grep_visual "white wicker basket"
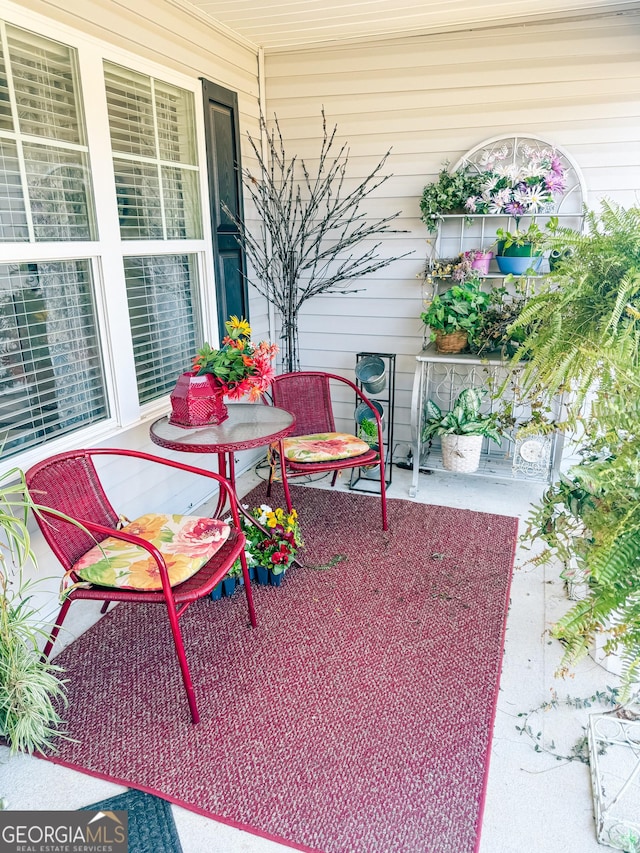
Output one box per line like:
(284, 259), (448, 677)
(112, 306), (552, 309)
(441, 434), (483, 473)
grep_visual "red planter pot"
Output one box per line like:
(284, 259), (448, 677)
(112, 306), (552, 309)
(169, 371), (229, 427)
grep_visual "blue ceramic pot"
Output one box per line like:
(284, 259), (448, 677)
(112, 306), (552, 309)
(210, 582), (223, 601)
(495, 254), (543, 275)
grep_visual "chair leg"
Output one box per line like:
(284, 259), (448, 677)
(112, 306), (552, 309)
(100, 601), (110, 614)
(277, 441), (294, 515)
(239, 551), (257, 628)
(380, 480), (388, 531)
(379, 465), (389, 532)
(164, 601), (199, 724)
(41, 598), (72, 662)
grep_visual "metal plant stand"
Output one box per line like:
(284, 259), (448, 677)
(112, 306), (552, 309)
(588, 710), (640, 852)
(409, 345), (564, 497)
(350, 351), (395, 494)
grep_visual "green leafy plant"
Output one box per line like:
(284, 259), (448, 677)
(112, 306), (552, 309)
(419, 164), (486, 232)
(422, 388), (502, 443)
(470, 283), (529, 356)
(420, 280), (491, 339)
(358, 417), (378, 447)
(0, 466), (67, 754)
(494, 219), (552, 253)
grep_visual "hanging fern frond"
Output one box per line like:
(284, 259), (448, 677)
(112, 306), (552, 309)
(516, 203), (640, 692)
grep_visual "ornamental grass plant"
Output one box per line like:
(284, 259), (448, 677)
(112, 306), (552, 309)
(0, 467), (67, 754)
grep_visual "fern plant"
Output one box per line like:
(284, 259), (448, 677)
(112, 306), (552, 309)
(513, 202), (640, 693)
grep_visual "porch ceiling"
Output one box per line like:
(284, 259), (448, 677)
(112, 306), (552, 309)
(178, 0), (638, 51)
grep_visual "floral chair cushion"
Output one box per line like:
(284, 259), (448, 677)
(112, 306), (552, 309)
(283, 432), (371, 463)
(72, 514), (230, 590)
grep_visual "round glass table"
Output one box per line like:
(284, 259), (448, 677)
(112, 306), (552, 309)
(149, 403), (296, 515)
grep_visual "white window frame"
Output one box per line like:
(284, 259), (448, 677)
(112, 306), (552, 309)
(0, 2), (218, 477)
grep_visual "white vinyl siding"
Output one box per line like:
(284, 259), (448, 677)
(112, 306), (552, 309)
(263, 13), (640, 449)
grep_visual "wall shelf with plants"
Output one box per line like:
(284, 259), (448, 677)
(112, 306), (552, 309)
(419, 134), (586, 313)
(409, 135), (587, 493)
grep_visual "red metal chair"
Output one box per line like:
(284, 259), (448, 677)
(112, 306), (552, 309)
(25, 448), (257, 725)
(267, 371), (388, 530)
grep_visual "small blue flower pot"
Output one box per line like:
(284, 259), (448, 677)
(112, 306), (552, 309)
(256, 565), (270, 585)
(210, 582), (223, 601)
(222, 576), (237, 597)
(269, 569), (285, 587)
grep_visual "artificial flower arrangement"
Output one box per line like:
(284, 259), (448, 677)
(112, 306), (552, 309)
(192, 315), (278, 401)
(463, 145), (566, 219)
(423, 249), (490, 288)
(420, 145), (567, 231)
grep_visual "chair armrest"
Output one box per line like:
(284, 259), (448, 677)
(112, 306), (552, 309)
(82, 448), (244, 529)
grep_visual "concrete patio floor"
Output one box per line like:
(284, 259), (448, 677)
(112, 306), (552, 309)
(1, 461), (621, 853)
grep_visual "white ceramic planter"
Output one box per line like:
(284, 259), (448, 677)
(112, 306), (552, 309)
(440, 434), (483, 473)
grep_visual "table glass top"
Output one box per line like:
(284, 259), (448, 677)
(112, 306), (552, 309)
(150, 403), (295, 452)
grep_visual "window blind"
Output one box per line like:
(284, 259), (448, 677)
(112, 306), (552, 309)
(124, 254), (201, 403)
(104, 62), (202, 240)
(0, 25), (96, 243)
(0, 261), (108, 457)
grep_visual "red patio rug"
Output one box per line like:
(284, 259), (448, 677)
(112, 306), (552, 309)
(42, 484), (518, 853)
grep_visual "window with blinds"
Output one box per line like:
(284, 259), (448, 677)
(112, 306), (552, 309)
(104, 63), (202, 241)
(0, 18), (213, 461)
(0, 25), (96, 243)
(0, 261), (108, 456)
(124, 254), (201, 403)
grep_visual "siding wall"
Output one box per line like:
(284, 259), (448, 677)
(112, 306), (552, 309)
(263, 12), (640, 453)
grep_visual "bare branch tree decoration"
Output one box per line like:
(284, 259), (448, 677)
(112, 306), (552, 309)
(226, 110), (411, 371)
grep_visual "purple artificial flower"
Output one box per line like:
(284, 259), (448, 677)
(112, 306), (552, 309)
(545, 172), (566, 194)
(505, 201), (526, 218)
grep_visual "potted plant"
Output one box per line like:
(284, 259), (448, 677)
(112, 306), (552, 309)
(420, 278), (491, 353)
(170, 316), (278, 427)
(234, 505), (303, 587)
(469, 282), (529, 357)
(0, 466), (67, 755)
(422, 388), (502, 473)
(463, 248), (493, 276)
(508, 201), (640, 691)
(419, 163), (488, 232)
(493, 221), (550, 275)
(358, 416), (378, 448)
